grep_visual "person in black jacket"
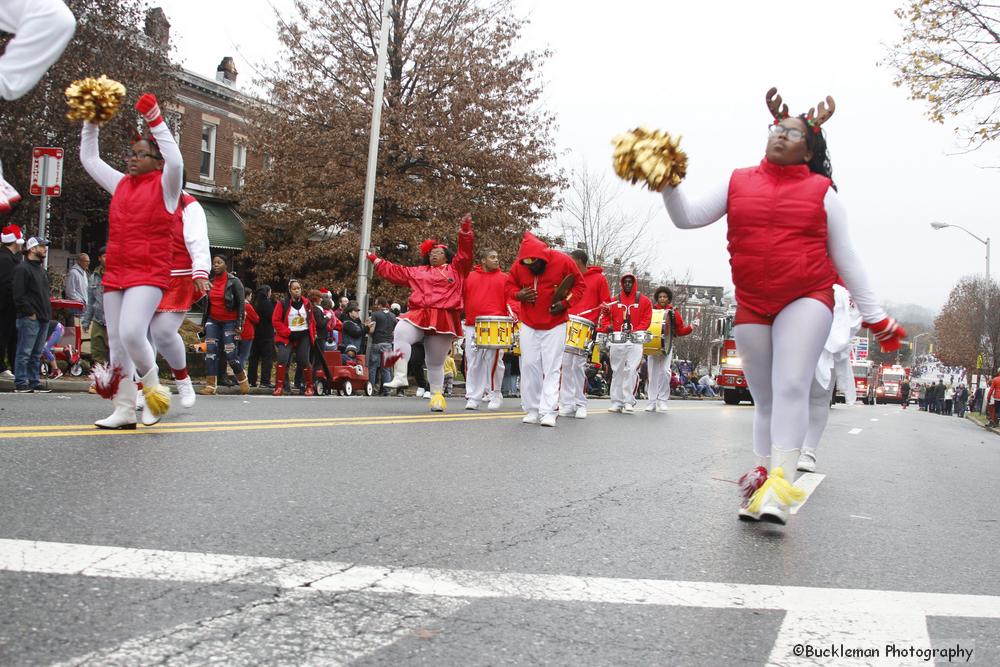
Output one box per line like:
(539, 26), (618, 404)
(0, 224), (25, 377)
(199, 256), (247, 395)
(247, 285), (275, 387)
(340, 302), (365, 352)
(12, 237), (52, 392)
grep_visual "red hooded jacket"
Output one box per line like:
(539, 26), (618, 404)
(602, 273), (652, 333)
(569, 265), (612, 322)
(463, 265), (510, 325)
(653, 302), (693, 337)
(505, 232), (585, 330)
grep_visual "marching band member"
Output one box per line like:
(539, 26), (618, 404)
(506, 232), (584, 427)
(369, 214), (474, 412)
(80, 93), (183, 429)
(144, 191), (211, 424)
(462, 248), (508, 410)
(557, 249), (610, 420)
(659, 88), (904, 523)
(601, 273), (651, 414)
(645, 286), (693, 413)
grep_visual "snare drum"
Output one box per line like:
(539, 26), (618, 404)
(608, 331), (631, 344)
(630, 331), (652, 345)
(564, 315), (595, 356)
(475, 316), (516, 349)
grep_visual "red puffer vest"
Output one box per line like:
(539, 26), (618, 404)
(104, 170), (175, 290)
(169, 193), (197, 274)
(726, 159), (838, 316)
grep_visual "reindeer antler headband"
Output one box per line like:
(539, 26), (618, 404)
(766, 86), (836, 134)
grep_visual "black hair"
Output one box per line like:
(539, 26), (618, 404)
(654, 286), (673, 302)
(421, 246), (454, 266)
(253, 285), (272, 312)
(132, 135), (163, 161)
(798, 115), (836, 190)
(570, 249), (588, 265)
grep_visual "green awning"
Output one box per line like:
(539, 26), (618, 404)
(199, 201), (246, 251)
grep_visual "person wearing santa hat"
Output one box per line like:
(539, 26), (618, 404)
(644, 286), (693, 413)
(0, 224), (25, 378)
(79, 92), (183, 429)
(142, 190), (211, 425)
(462, 248), (509, 410)
(366, 214), (474, 412)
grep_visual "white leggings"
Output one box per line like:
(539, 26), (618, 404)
(149, 311), (187, 373)
(103, 286), (164, 380)
(392, 319), (453, 391)
(734, 298), (833, 457)
(803, 370), (836, 454)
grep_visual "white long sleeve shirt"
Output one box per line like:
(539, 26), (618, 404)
(178, 196), (211, 280)
(0, 0), (75, 100)
(661, 176), (887, 324)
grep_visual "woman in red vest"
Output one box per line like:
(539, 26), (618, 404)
(80, 93), (183, 430)
(659, 89), (906, 524)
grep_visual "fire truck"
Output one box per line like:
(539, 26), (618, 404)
(869, 363), (910, 404)
(717, 338), (752, 405)
(853, 360), (872, 404)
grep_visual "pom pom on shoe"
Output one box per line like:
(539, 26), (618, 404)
(89, 363), (123, 399)
(738, 466), (768, 506)
(143, 384), (171, 417)
(746, 466), (806, 515)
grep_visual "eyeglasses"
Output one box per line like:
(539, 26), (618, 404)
(768, 124), (806, 142)
(125, 151), (161, 160)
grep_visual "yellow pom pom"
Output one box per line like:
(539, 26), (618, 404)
(611, 127), (688, 191)
(745, 466), (806, 514)
(65, 75), (127, 124)
(143, 384), (171, 417)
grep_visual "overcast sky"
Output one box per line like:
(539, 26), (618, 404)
(152, 0), (998, 312)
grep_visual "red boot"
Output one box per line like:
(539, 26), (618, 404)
(303, 367), (315, 396)
(272, 364), (286, 397)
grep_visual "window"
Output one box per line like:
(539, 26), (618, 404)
(200, 123), (217, 180)
(232, 142), (247, 189)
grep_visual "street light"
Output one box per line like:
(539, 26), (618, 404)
(910, 331), (933, 364)
(930, 221), (991, 281)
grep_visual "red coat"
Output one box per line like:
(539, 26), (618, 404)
(104, 170), (174, 290)
(505, 232), (585, 330)
(727, 158), (837, 316)
(653, 303), (694, 337)
(463, 266), (510, 325)
(375, 229), (474, 311)
(569, 265), (611, 322)
(602, 273), (652, 332)
(273, 298), (317, 345)
(241, 302), (259, 340)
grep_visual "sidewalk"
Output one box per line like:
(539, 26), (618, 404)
(965, 411), (1000, 436)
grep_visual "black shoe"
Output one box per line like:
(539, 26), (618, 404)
(260, 382), (273, 388)
(14, 386), (33, 393)
(30, 385), (51, 393)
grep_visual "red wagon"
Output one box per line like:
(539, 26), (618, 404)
(39, 298), (87, 378)
(313, 350), (373, 396)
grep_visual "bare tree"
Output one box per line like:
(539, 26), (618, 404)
(555, 164), (655, 272)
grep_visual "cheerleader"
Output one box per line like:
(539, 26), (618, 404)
(367, 214), (474, 412)
(80, 93), (182, 429)
(659, 89), (905, 523)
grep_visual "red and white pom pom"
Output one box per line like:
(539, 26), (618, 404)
(89, 363), (123, 399)
(737, 466), (768, 504)
(383, 350), (403, 368)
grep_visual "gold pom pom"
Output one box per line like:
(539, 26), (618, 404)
(65, 75), (127, 124)
(611, 127), (688, 191)
(142, 384), (172, 417)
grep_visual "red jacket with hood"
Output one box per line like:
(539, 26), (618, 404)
(463, 265), (510, 325)
(569, 265), (612, 322)
(505, 232), (585, 330)
(602, 273), (652, 333)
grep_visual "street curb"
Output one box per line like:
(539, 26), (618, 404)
(965, 413), (1000, 436)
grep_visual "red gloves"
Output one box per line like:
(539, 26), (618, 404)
(366, 251), (379, 264)
(866, 317), (907, 353)
(460, 213), (472, 233)
(135, 93), (163, 127)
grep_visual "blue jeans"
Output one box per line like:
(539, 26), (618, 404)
(14, 317), (48, 388)
(368, 341), (393, 389)
(238, 339), (253, 372)
(204, 319), (244, 377)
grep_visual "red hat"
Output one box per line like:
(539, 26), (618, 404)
(419, 239), (447, 256)
(1, 224), (24, 245)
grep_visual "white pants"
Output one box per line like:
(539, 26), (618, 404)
(803, 365), (836, 454)
(392, 319), (453, 393)
(519, 322), (566, 417)
(646, 351), (673, 404)
(463, 324), (505, 403)
(609, 342), (643, 407)
(558, 351), (587, 411)
(149, 311), (187, 373)
(103, 286), (164, 380)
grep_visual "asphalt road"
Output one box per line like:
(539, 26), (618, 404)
(0, 392), (997, 666)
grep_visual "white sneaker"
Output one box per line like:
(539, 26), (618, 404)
(657, 401), (670, 412)
(0, 369), (13, 379)
(796, 451), (817, 473)
(558, 406), (576, 417)
(176, 377), (196, 409)
(574, 406), (587, 419)
(608, 404), (622, 413)
(465, 399), (479, 410)
(644, 403), (657, 412)
(622, 404), (635, 414)
(487, 396), (503, 410)
(539, 413), (557, 427)
(415, 388), (425, 398)
(522, 411), (539, 424)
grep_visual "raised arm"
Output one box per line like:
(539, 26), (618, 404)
(0, 0), (76, 101)
(823, 189), (887, 325)
(80, 123), (123, 195)
(135, 93), (183, 213)
(452, 214), (475, 276)
(182, 200), (211, 280)
(660, 179), (729, 229)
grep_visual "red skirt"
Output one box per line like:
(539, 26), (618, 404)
(157, 275), (199, 313)
(400, 308), (462, 337)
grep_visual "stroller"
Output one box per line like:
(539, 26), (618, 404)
(313, 350), (373, 396)
(40, 298), (87, 378)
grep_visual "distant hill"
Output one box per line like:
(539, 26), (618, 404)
(885, 302), (936, 328)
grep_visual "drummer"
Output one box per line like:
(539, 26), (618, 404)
(507, 232), (585, 427)
(558, 249), (611, 420)
(600, 273), (652, 414)
(645, 286), (693, 413)
(462, 248), (509, 410)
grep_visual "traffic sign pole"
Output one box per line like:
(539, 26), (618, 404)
(38, 156), (49, 269)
